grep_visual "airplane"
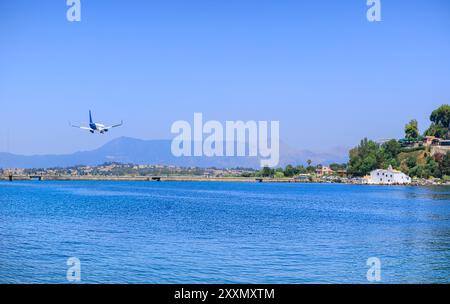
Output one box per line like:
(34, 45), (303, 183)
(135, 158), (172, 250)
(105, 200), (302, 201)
(70, 110), (123, 134)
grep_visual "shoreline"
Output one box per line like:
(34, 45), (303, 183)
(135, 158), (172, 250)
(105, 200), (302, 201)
(1, 175), (449, 186)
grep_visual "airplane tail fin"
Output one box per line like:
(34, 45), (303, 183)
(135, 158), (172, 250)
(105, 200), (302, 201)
(89, 110), (93, 124)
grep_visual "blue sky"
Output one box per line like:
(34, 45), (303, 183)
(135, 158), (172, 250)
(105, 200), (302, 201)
(0, 0), (449, 155)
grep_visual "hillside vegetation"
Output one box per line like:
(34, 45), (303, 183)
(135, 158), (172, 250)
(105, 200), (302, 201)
(348, 105), (450, 179)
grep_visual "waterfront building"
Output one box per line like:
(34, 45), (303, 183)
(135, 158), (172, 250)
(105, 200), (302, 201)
(315, 166), (334, 176)
(368, 165), (411, 185)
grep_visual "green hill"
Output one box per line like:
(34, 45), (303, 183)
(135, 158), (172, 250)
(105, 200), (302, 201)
(347, 105), (450, 179)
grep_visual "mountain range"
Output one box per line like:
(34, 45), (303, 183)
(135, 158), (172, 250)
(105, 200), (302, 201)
(0, 137), (348, 169)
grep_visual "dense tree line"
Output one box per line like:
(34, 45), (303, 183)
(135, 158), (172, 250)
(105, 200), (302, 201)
(253, 162), (347, 178)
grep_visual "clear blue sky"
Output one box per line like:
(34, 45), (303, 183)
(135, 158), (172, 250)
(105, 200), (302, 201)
(1, 0), (449, 155)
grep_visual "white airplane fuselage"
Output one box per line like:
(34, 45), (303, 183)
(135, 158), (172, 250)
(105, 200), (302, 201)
(89, 122), (108, 133)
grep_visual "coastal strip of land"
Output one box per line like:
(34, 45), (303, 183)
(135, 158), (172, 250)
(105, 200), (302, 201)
(1, 174), (448, 186)
(0, 174), (294, 183)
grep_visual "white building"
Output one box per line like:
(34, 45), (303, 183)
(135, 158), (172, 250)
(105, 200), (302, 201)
(368, 165), (411, 185)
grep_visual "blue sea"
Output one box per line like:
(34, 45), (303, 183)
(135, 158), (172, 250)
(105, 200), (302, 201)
(0, 181), (449, 283)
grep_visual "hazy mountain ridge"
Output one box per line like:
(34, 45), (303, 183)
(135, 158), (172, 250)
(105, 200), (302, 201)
(0, 137), (348, 169)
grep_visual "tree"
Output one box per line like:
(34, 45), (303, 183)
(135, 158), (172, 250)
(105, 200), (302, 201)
(295, 165), (307, 174)
(430, 104), (450, 128)
(329, 163), (347, 171)
(425, 123), (448, 139)
(306, 165), (316, 173)
(381, 139), (401, 160)
(409, 165), (425, 178)
(426, 157), (440, 178)
(359, 154), (378, 175)
(376, 139), (401, 169)
(425, 104), (450, 139)
(307, 159), (312, 166)
(440, 152), (450, 176)
(261, 166), (275, 177)
(274, 171), (285, 178)
(405, 119), (419, 140)
(347, 138), (381, 176)
(405, 156), (417, 169)
(329, 163), (337, 171)
(284, 165), (295, 177)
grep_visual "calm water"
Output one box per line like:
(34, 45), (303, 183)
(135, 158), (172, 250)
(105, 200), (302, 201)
(0, 181), (449, 283)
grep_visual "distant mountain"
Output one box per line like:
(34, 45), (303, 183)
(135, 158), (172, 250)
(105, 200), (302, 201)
(0, 137), (348, 169)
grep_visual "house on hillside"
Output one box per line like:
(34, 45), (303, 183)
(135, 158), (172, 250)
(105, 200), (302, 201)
(367, 165), (411, 185)
(315, 166), (334, 176)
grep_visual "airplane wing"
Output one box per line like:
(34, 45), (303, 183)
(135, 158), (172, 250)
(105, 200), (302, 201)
(104, 120), (123, 131)
(69, 122), (93, 131)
